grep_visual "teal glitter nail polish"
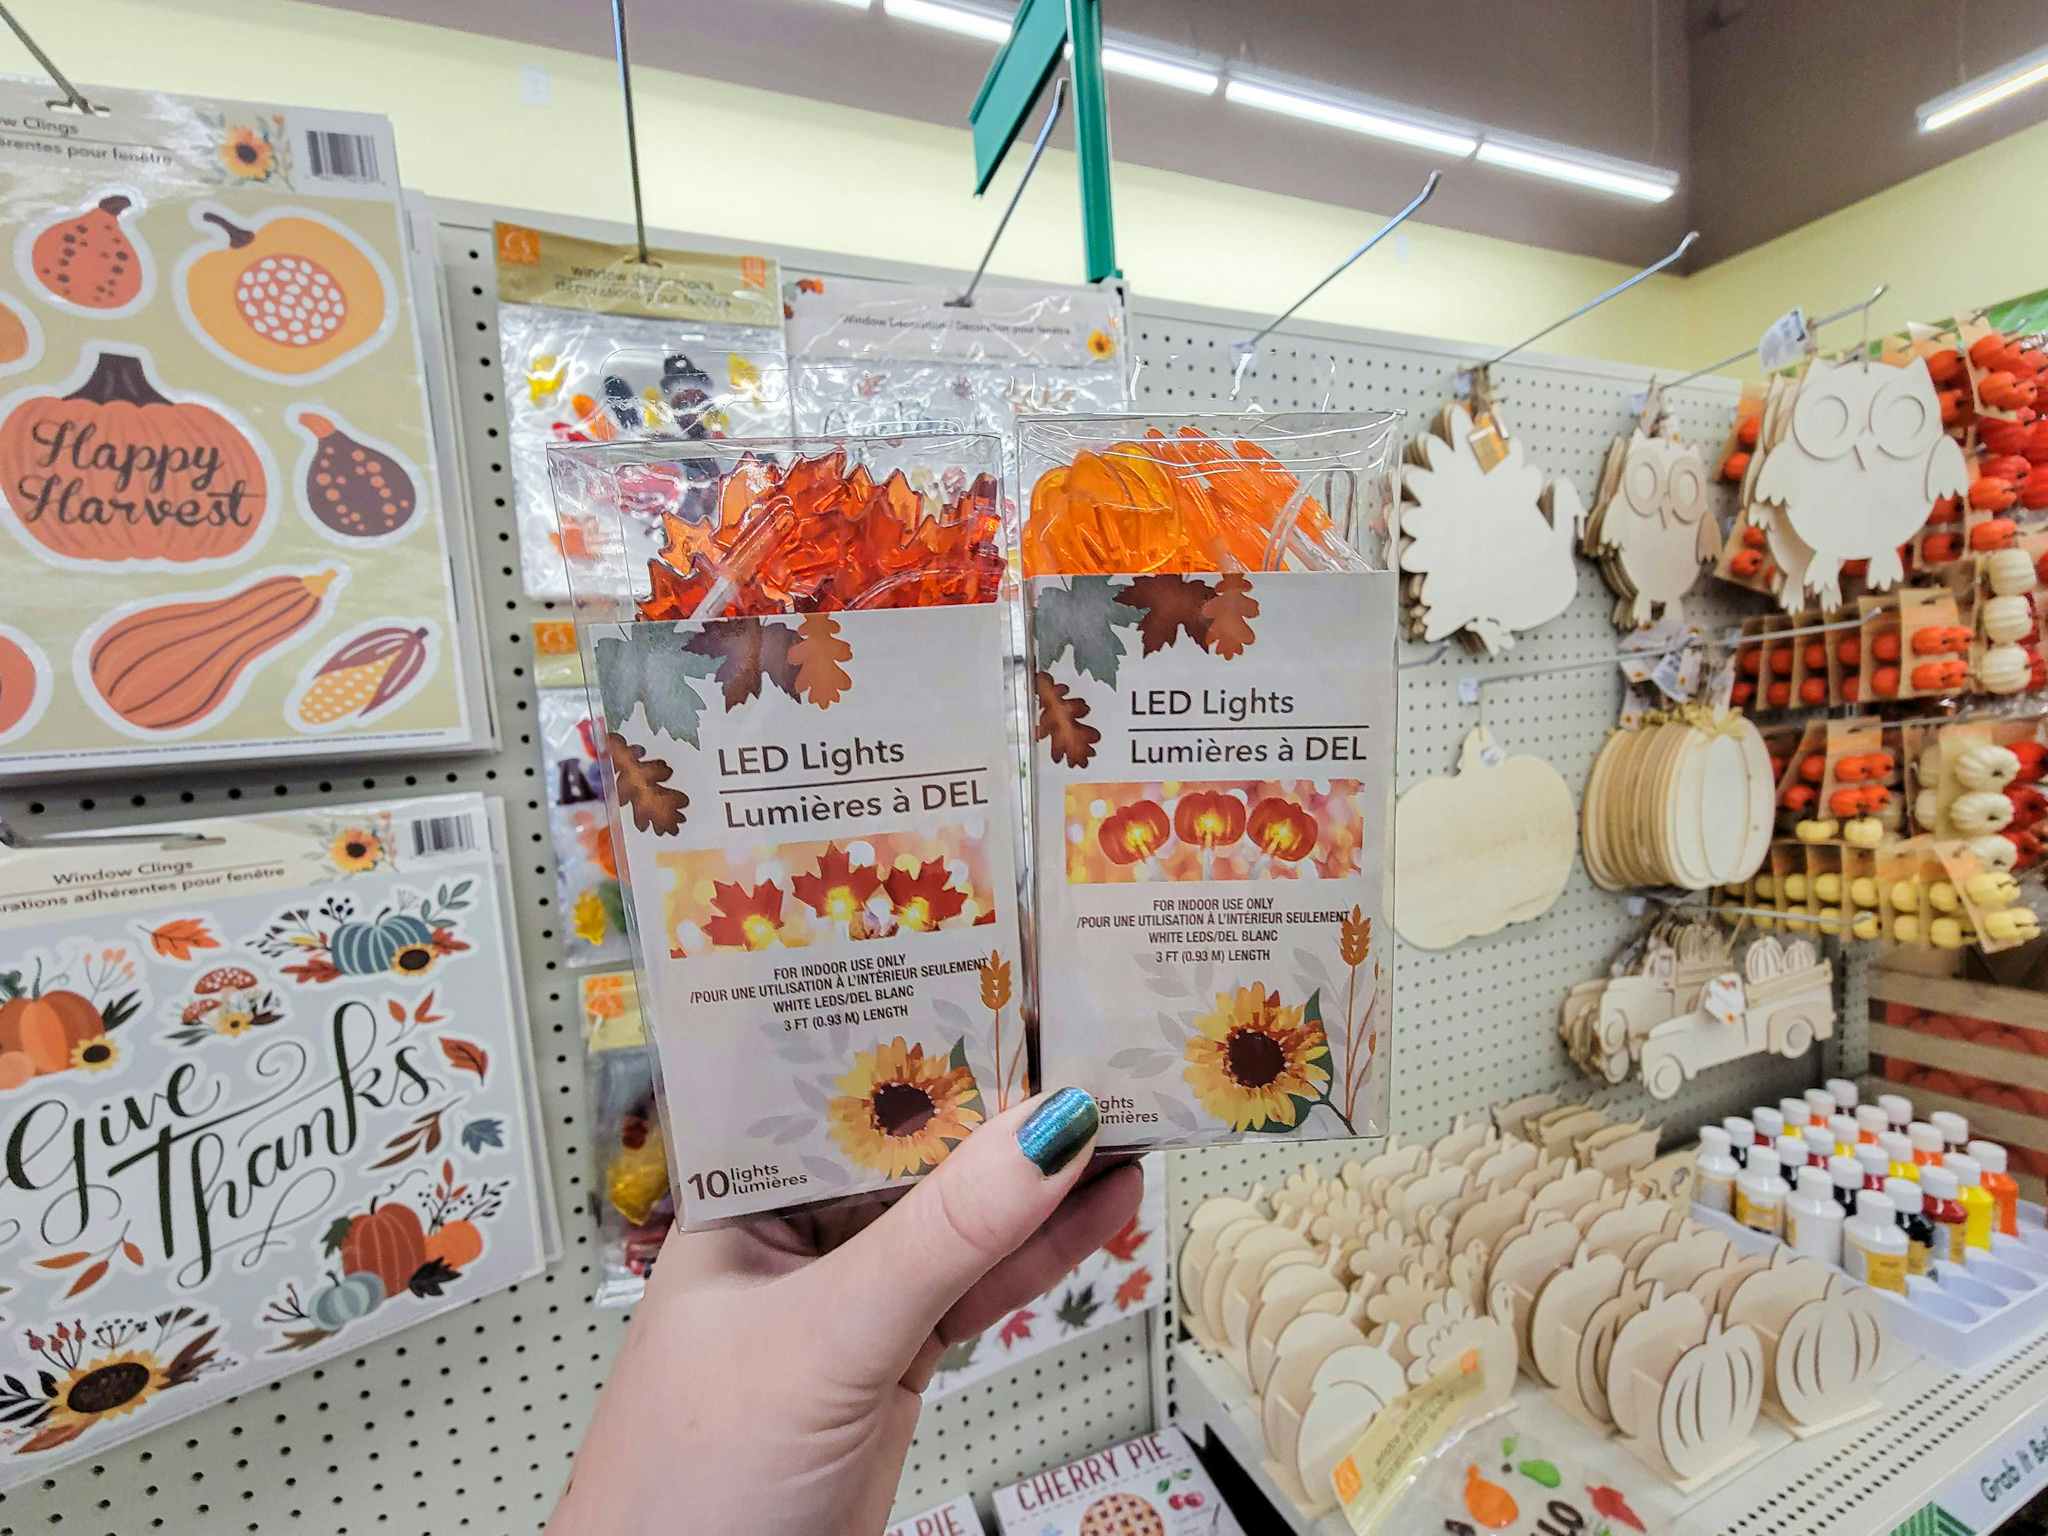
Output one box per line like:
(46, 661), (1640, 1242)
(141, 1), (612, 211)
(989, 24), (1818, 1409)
(1017, 1088), (1099, 1176)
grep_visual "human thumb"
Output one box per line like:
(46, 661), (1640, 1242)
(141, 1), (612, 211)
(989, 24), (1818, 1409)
(792, 1088), (1102, 1384)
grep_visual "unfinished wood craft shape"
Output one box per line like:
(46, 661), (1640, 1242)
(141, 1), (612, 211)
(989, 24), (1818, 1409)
(1771, 1289), (1889, 1434)
(1473, 1136), (1539, 1191)
(1450, 1185), (1532, 1259)
(1213, 1228), (1310, 1357)
(1402, 1288), (1520, 1404)
(1752, 355), (1968, 604)
(1647, 1315), (1765, 1488)
(1606, 1286), (1701, 1443)
(1365, 1269), (1438, 1366)
(1397, 1164), (1471, 1226)
(1193, 1216), (1271, 1345)
(1400, 403), (1583, 654)
(1529, 1167), (1612, 1222)
(1690, 1253), (1773, 1314)
(1635, 1228), (1734, 1292)
(1529, 1247), (1626, 1391)
(1487, 1212), (1584, 1364)
(1493, 1092), (1561, 1141)
(1223, 1243), (1316, 1376)
(1585, 1195), (1673, 1259)
(1571, 1272), (1658, 1430)
(1591, 428), (1718, 629)
(1177, 1189), (1268, 1327)
(1246, 1263), (1347, 1396)
(1293, 1343), (1410, 1515)
(1395, 726), (1576, 948)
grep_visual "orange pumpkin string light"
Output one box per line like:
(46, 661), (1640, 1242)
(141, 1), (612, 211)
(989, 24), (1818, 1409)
(1099, 800), (1171, 866)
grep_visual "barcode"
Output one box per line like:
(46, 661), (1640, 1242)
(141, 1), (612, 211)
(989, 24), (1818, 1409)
(306, 130), (380, 183)
(408, 815), (477, 859)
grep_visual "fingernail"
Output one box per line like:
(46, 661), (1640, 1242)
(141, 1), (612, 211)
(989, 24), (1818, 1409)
(1017, 1088), (1099, 1176)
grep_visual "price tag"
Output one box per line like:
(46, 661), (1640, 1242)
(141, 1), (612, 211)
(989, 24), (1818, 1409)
(1757, 306), (1813, 374)
(1458, 675), (1481, 705)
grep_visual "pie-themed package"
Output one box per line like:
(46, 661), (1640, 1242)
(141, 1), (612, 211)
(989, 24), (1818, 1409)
(887, 1494), (987, 1536)
(0, 82), (492, 779)
(1017, 412), (1400, 1150)
(0, 793), (555, 1489)
(991, 1428), (1244, 1536)
(495, 221), (786, 599)
(580, 971), (669, 1307)
(551, 430), (1030, 1228)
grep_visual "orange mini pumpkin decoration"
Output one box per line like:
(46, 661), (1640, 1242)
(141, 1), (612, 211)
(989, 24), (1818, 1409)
(182, 208), (387, 379)
(423, 1218), (484, 1270)
(29, 193), (148, 312)
(1098, 800), (1169, 865)
(1248, 797), (1319, 862)
(0, 987), (104, 1075)
(0, 348), (271, 565)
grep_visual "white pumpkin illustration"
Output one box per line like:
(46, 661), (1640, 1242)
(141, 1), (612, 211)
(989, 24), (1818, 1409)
(1753, 356), (1968, 604)
(1597, 429), (1718, 628)
(1401, 404), (1583, 654)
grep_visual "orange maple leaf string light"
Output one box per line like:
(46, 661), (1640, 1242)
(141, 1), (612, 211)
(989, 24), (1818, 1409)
(885, 859), (970, 931)
(791, 844), (883, 924)
(703, 880), (787, 950)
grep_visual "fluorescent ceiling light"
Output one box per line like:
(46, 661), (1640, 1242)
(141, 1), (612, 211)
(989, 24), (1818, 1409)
(1474, 140), (1677, 202)
(882, 0), (1011, 43)
(1102, 45), (1218, 95)
(1224, 79), (1477, 157)
(1918, 44), (2048, 132)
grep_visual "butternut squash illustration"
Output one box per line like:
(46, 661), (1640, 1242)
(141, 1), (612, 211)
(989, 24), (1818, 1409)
(181, 206), (386, 378)
(89, 570), (336, 732)
(29, 193), (149, 312)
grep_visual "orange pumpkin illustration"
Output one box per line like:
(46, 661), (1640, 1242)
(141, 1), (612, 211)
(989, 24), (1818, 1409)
(0, 625), (48, 742)
(423, 1218), (484, 1270)
(28, 192), (150, 313)
(0, 987), (104, 1075)
(180, 206), (388, 379)
(0, 347), (272, 565)
(340, 1202), (427, 1295)
(0, 293), (37, 374)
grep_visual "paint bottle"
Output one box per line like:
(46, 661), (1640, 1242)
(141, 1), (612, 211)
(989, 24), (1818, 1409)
(1921, 1166), (1968, 1264)
(1879, 1093), (1914, 1136)
(1803, 1126), (1835, 1169)
(1856, 1143), (1891, 1194)
(1948, 1153), (1995, 1252)
(1735, 1168), (1788, 1237)
(1753, 1105), (1786, 1146)
(1804, 1089), (1835, 1128)
(1844, 1190), (1907, 1294)
(1780, 1097), (1812, 1134)
(1787, 1167), (1844, 1267)
(1696, 1127), (1738, 1215)
(1882, 1131), (1918, 1182)
(1827, 1077), (1860, 1114)
(1828, 1154), (1862, 1219)
(1722, 1115), (1756, 1170)
(1887, 1176), (1936, 1279)
(1854, 1105), (1887, 1145)
(1932, 1111), (1971, 1160)
(1776, 1134), (1811, 1189)
(1829, 1114), (1859, 1156)
(1967, 1140), (2020, 1238)
(1910, 1122), (1945, 1168)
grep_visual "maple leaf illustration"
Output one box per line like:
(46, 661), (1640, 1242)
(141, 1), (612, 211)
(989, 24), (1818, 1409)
(607, 732), (688, 835)
(1100, 1214), (1149, 1263)
(1033, 670), (1099, 768)
(791, 845), (882, 921)
(145, 917), (219, 961)
(704, 880), (787, 949)
(684, 616), (801, 708)
(1033, 576), (1136, 685)
(1114, 1266), (1153, 1311)
(593, 625), (723, 745)
(997, 1308), (1035, 1348)
(1117, 574), (1214, 654)
(787, 612), (854, 707)
(1198, 573), (1259, 658)
(1054, 1285), (1100, 1331)
(885, 859), (969, 930)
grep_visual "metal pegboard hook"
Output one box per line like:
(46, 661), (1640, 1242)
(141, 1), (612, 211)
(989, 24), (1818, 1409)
(949, 77), (1068, 310)
(1479, 229), (1700, 372)
(1667, 284), (1890, 389)
(609, 0), (653, 265)
(1243, 171), (1442, 353)
(0, 1), (96, 114)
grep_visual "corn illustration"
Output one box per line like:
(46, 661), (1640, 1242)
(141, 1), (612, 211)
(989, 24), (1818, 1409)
(297, 625), (430, 727)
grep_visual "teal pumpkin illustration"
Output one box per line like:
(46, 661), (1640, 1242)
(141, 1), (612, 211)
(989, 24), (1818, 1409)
(331, 909), (436, 976)
(309, 1271), (386, 1330)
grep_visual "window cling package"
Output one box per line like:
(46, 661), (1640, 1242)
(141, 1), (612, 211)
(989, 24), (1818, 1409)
(552, 431), (1031, 1228)
(580, 971), (671, 1307)
(530, 622), (631, 968)
(495, 221), (787, 599)
(1020, 412), (1402, 1151)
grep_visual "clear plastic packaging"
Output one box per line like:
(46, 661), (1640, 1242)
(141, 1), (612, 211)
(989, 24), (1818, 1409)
(580, 971), (670, 1306)
(1017, 412), (1401, 1149)
(551, 432), (1031, 1227)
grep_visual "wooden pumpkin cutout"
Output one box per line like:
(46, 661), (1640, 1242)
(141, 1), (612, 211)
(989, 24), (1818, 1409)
(1397, 1164), (1470, 1227)
(1570, 1272), (1659, 1431)
(1247, 1264), (1349, 1400)
(1395, 727), (1575, 948)
(1528, 1167), (1612, 1223)
(1493, 1092), (1561, 1141)
(1648, 1315), (1766, 1488)
(1631, 1148), (1699, 1203)
(1193, 1216), (1272, 1346)
(1472, 1136), (1539, 1191)
(1690, 1253), (1773, 1315)
(1585, 1196), (1673, 1260)
(1571, 1184), (1633, 1235)
(1528, 1247), (1626, 1391)
(1222, 1242), (1316, 1378)
(1487, 1212), (1584, 1364)
(1178, 1188), (1269, 1323)
(1622, 1214), (1702, 1273)
(1430, 1115), (1492, 1170)
(1292, 1343), (1412, 1516)
(1262, 1309), (1366, 1482)
(1589, 428), (1718, 631)
(1635, 1229), (1734, 1293)
(1352, 1140), (1425, 1187)
(1450, 1185), (1532, 1259)
(1513, 1156), (1575, 1199)
(1593, 1129), (1665, 1185)
(1212, 1227), (1310, 1357)
(1541, 1107), (1611, 1159)
(1448, 1239), (1493, 1315)
(1605, 1285), (1702, 1443)
(1770, 1289), (1889, 1435)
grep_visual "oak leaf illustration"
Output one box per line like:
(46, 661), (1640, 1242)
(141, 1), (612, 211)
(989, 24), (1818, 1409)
(1114, 1266), (1153, 1311)
(1033, 670), (1100, 768)
(1199, 573), (1259, 658)
(787, 612), (853, 707)
(146, 918), (219, 961)
(607, 732), (688, 835)
(1033, 576), (1136, 685)
(593, 625), (724, 745)
(1101, 1213), (1149, 1263)
(1117, 574), (1214, 654)
(439, 1037), (489, 1083)
(684, 616), (800, 708)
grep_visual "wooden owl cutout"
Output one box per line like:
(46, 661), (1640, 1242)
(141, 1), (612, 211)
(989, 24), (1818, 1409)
(1596, 429), (1717, 629)
(1753, 356), (1968, 605)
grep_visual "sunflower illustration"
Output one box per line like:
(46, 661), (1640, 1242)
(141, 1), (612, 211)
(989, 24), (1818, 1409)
(212, 1008), (256, 1039)
(328, 827), (384, 873)
(1087, 328), (1117, 360)
(827, 1038), (984, 1177)
(219, 126), (274, 180)
(69, 1038), (117, 1073)
(46, 1348), (169, 1430)
(1183, 983), (1330, 1131)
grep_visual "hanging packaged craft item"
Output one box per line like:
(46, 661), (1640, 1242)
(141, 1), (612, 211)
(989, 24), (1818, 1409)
(0, 794), (555, 1490)
(1583, 412), (1719, 633)
(1020, 413), (1399, 1149)
(0, 82), (490, 780)
(556, 432), (1026, 1227)
(1399, 398), (1583, 654)
(1580, 708), (1776, 892)
(785, 273), (1127, 445)
(495, 221), (786, 599)
(530, 622), (629, 968)
(992, 1428), (1245, 1536)
(580, 971), (670, 1306)
(887, 1494), (987, 1536)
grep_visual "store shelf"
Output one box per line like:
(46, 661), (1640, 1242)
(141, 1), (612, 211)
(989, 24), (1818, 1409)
(1174, 1331), (2048, 1536)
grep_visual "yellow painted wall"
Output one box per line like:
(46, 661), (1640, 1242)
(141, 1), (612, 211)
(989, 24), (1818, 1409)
(27, 0), (1702, 370)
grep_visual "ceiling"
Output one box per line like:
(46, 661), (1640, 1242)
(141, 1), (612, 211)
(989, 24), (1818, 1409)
(313, 0), (2048, 273)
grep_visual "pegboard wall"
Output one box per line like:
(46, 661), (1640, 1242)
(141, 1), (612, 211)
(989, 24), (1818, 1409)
(0, 197), (1854, 1535)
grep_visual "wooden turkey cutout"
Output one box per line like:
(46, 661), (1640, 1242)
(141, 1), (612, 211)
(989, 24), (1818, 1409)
(1400, 403), (1583, 654)
(1753, 355), (1969, 605)
(1593, 428), (1718, 630)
